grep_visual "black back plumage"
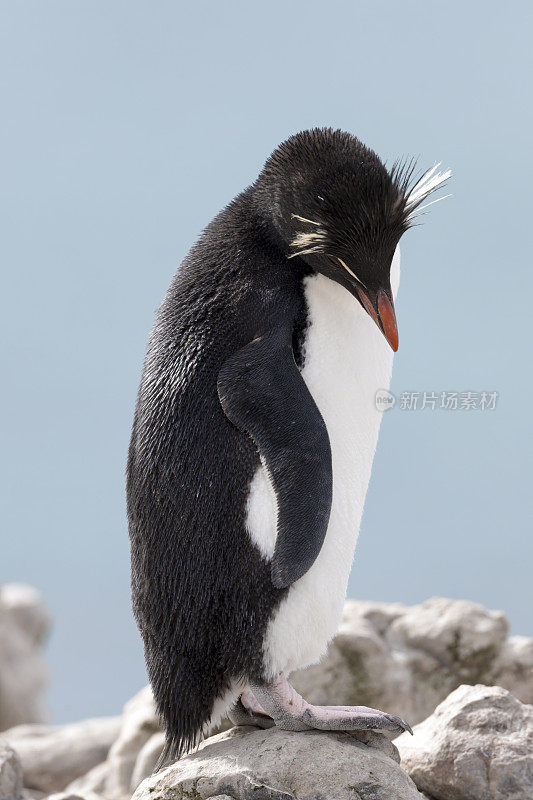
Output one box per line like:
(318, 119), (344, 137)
(127, 188), (309, 761)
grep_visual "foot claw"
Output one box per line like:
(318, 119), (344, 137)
(398, 717), (413, 735)
(384, 714), (413, 735)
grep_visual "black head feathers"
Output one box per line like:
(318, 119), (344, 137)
(253, 127), (450, 286)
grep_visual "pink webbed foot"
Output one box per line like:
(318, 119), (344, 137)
(250, 676), (413, 736)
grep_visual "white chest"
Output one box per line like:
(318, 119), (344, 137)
(247, 247), (400, 679)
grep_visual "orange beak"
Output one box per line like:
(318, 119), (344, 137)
(358, 288), (399, 352)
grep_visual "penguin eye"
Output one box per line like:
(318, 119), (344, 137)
(315, 194), (325, 204)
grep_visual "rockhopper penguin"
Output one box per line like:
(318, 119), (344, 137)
(127, 128), (450, 763)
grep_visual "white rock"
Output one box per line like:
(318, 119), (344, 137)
(3, 716), (121, 795)
(46, 794), (94, 800)
(66, 685), (161, 799)
(1, 585), (50, 646)
(101, 685), (160, 798)
(492, 635), (533, 704)
(132, 726), (423, 800)
(0, 740), (23, 800)
(65, 761), (108, 797)
(0, 584), (50, 732)
(387, 598), (509, 667)
(397, 684), (533, 800)
(130, 731), (165, 791)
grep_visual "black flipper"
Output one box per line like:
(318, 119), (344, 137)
(217, 323), (333, 589)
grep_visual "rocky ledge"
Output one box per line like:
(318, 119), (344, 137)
(133, 726), (418, 800)
(132, 684), (533, 800)
(397, 684), (533, 800)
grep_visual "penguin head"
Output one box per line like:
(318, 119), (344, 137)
(255, 128), (450, 352)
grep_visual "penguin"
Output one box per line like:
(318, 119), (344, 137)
(126, 128), (450, 764)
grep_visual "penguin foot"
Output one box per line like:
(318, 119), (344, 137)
(250, 676), (413, 736)
(228, 693), (275, 730)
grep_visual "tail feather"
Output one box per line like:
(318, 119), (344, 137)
(149, 654), (242, 771)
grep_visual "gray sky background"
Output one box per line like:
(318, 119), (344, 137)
(1, 1), (532, 724)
